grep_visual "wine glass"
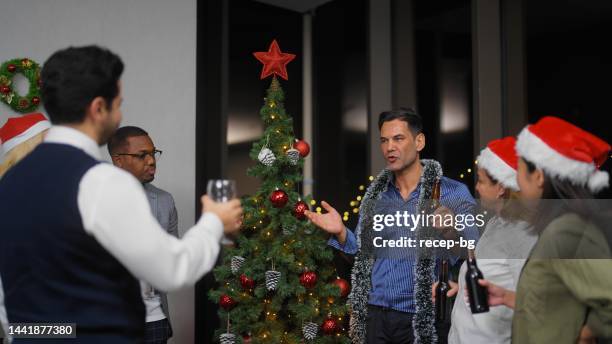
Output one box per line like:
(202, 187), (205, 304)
(207, 179), (237, 244)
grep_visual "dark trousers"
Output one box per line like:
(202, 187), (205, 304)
(366, 305), (415, 344)
(144, 318), (171, 344)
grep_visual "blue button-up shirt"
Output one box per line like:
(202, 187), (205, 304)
(329, 175), (479, 313)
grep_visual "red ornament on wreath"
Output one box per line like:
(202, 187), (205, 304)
(240, 274), (255, 290)
(293, 139), (310, 157)
(219, 294), (236, 310)
(7, 64), (16, 73)
(0, 86), (10, 94)
(18, 98), (29, 109)
(299, 270), (318, 289)
(293, 200), (308, 220)
(270, 188), (288, 208)
(32, 97), (40, 105)
(321, 318), (339, 335)
(332, 278), (350, 298)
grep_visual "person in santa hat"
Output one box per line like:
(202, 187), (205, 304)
(433, 136), (537, 344)
(478, 116), (612, 343)
(0, 112), (51, 343)
(0, 112), (51, 178)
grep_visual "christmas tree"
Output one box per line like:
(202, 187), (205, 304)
(209, 40), (351, 344)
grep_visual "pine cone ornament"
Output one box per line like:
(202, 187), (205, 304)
(302, 322), (318, 340)
(231, 256), (245, 275)
(258, 147), (276, 166)
(265, 270), (281, 291)
(219, 333), (236, 344)
(282, 224), (296, 236)
(286, 148), (300, 165)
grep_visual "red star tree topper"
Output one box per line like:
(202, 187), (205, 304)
(253, 39), (296, 80)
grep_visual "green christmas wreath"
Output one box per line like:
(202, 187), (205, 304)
(0, 58), (42, 113)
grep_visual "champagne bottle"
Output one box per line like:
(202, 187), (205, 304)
(465, 248), (489, 313)
(430, 178), (441, 212)
(435, 259), (451, 322)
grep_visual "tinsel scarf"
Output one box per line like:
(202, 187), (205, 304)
(347, 159), (442, 344)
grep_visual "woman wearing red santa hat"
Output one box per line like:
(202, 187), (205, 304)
(478, 116), (612, 343)
(0, 112), (50, 342)
(433, 136), (537, 344)
(0, 112), (51, 178)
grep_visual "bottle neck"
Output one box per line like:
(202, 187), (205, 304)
(439, 259), (448, 281)
(467, 249), (477, 267)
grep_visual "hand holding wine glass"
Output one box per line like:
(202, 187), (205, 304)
(204, 180), (243, 237)
(201, 195), (242, 235)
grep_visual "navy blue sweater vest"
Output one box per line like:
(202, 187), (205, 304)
(0, 143), (145, 343)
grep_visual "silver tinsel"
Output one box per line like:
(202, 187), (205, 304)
(231, 256), (245, 275)
(265, 270), (281, 291)
(302, 322), (318, 340)
(286, 148), (300, 165)
(258, 147), (276, 166)
(219, 333), (236, 344)
(348, 160), (443, 344)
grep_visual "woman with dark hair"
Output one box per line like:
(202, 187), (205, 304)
(433, 136), (537, 343)
(479, 116), (612, 343)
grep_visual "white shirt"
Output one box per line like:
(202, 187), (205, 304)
(141, 281), (166, 323)
(0, 126), (224, 335)
(448, 216), (537, 344)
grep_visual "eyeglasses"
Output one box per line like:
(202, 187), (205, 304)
(113, 149), (162, 160)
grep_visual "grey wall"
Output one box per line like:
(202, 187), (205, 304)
(0, 1), (197, 343)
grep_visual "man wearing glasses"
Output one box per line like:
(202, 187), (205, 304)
(108, 126), (176, 344)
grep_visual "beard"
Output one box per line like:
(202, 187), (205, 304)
(98, 115), (120, 145)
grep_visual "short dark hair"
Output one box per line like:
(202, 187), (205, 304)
(107, 126), (149, 155)
(41, 45), (124, 124)
(378, 107), (423, 136)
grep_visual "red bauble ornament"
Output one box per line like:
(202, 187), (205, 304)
(0, 86), (10, 94)
(240, 274), (255, 290)
(293, 200), (308, 220)
(18, 99), (29, 108)
(253, 40), (296, 80)
(243, 335), (252, 344)
(299, 271), (318, 289)
(321, 318), (339, 335)
(293, 139), (310, 157)
(7, 64), (16, 73)
(219, 294), (236, 310)
(269, 189), (289, 208)
(332, 278), (350, 298)
(32, 97), (40, 105)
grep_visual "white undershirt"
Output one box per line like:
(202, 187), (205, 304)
(0, 126), (223, 337)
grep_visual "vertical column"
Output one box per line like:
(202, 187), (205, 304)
(392, 0), (418, 110)
(502, 0), (527, 135)
(195, 0), (228, 343)
(472, 0), (503, 154)
(368, 0), (393, 175)
(302, 13), (314, 196)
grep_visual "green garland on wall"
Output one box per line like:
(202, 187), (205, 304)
(0, 58), (42, 113)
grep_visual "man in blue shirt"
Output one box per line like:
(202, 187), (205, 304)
(305, 109), (478, 344)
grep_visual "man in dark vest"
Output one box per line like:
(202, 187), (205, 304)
(0, 45), (243, 343)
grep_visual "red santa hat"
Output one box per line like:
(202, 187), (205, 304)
(476, 136), (520, 191)
(0, 113), (51, 157)
(516, 116), (610, 193)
